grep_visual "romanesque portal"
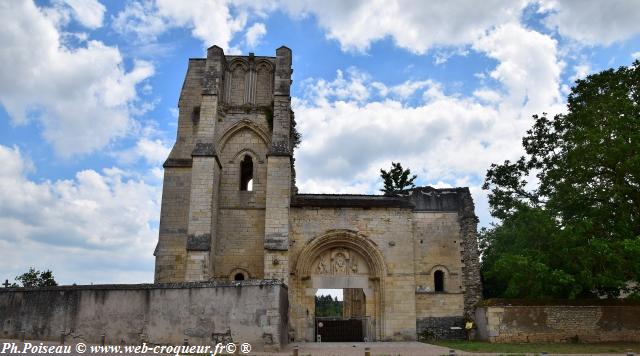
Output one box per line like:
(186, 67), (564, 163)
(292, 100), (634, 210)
(153, 45), (482, 342)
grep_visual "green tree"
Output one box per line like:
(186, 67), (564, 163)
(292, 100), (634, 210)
(481, 61), (640, 299)
(14, 267), (58, 288)
(315, 294), (343, 317)
(380, 162), (417, 194)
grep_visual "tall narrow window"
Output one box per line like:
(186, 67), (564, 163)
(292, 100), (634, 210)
(434, 270), (444, 292)
(240, 155), (253, 191)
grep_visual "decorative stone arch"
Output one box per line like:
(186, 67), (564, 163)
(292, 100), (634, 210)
(217, 120), (270, 154)
(292, 229), (388, 341)
(231, 148), (264, 164)
(295, 229), (388, 278)
(226, 58), (250, 105)
(428, 265), (450, 293)
(229, 267), (250, 281)
(255, 59), (274, 72)
(255, 60), (274, 106)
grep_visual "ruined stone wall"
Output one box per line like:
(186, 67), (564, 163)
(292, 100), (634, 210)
(215, 121), (269, 279)
(154, 168), (191, 282)
(155, 47), (277, 283)
(289, 206), (417, 341)
(476, 305), (640, 343)
(0, 282), (288, 351)
(412, 212), (466, 340)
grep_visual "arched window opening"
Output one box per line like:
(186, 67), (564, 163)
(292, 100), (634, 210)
(234, 273), (245, 281)
(434, 270), (444, 292)
(240, 155), (253, 191)
(191, 106), (200, 124)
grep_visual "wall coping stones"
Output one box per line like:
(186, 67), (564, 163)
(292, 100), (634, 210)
(291, 194), (414, 209)
(0, 280), (287, 293)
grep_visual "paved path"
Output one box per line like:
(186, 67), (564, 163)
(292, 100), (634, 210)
(1, 339), (631, 356)
(269, 341), (460, 355)
(1, 339), (459, 356)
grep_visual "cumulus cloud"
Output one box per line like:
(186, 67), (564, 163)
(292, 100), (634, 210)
(539, 0), (640, 45)
(114, 138), (172, 165)
(473, 23), (564, 116)
(61, 0), (106, 29)
(0, 1), (154, 157)
(111, 0), (168, 42)
(245, 22), (267, 48)
(293, 24), (565, 228)
(112, 0), (274, 51)
(0, 145), (160, 284)
(280, 0), (528, 53)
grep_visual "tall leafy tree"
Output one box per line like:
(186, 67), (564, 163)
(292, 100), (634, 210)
(481, 61), (640, 299)
(380, 162), (417, 194)
(14, 267), (58, 288)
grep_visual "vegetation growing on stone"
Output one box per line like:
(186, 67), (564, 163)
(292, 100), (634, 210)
(380, 162), (417, 194)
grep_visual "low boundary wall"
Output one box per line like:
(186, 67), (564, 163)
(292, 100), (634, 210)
(0, 281), (288, 351)
(475, 302), (640, 343)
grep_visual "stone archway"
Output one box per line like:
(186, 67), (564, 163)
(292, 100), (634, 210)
(291, 229), (387, 341)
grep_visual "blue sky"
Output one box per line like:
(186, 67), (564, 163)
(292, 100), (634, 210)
(1, 0), (639, 285)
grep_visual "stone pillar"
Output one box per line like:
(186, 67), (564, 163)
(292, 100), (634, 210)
(264, 46), (293, 282)
(458, 188), (483, 316)
(185, 46), (225, 281)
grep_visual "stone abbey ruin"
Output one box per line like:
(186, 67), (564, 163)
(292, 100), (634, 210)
(1, 45), (639, 352)
(153, 45), (482, 343)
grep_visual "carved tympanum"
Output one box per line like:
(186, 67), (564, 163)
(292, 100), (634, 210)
(312, 248), (368, 275)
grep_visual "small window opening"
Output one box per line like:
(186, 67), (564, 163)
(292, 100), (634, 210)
(191, 106), (200, 124)
(434, 270), (444, 292)
(240, 155), (253, 191)
(234, 273), (245, 281)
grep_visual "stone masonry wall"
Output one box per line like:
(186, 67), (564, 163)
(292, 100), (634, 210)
(289, 207), (417, 341)
(476, 305), (640, 343)
(154, 167), (191, 282)
(0, 282), (288, 351)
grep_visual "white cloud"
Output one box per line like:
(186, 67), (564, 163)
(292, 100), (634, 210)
(473, 88), (502, 103)
(281, 0), (527, 54)
(113, 0), (272, 51)
(0, 1), (154, 157)
(632, 52), (640, 60)
(0, 145), (160, 284)
(61, 0), (106, 29)
(539, 0), (640, 45)
(114, 138), (172, 165)
(245, 22), (267, 48)
(473, 23), (564, 116)
(111, 0), (168, 42)
(293, 24), (566, 228)
(570, 63), (591, 83)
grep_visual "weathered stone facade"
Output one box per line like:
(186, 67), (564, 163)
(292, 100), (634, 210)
(476, 304), (640, 343)
(154, 45), (483, 341)
(0, 282), (288, 350)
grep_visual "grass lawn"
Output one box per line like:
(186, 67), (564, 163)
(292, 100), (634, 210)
(429, 340), (640, 353)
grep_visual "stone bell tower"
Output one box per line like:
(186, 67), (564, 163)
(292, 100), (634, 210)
(154, 46), (294, 283)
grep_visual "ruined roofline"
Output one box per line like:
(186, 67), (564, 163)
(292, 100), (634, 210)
(291, 194), (414, 209)
(294, 185), (471, 198)
(292, 186), (474, 211)
(187, 55), (277, 61)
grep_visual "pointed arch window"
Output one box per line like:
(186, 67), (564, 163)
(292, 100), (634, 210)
(240, 155), (253, 191)
(434, 270), (444, 292)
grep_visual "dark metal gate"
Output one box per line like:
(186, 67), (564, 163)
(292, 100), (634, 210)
(315, 317), (372, 342)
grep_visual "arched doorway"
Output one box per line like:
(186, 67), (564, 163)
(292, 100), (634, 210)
(291, 230), (387, 342)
